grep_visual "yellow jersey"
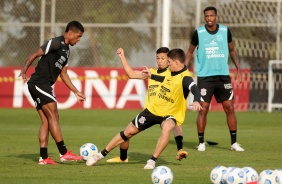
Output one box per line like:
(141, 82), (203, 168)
(147, 69), (192, 126)
(143, 67), (170, 109)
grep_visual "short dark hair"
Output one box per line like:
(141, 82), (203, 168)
(204, 6), (217, 15)
(65, 20), (84, 33)
(167, 48), (185, 63)
(156, 47), (169, 54)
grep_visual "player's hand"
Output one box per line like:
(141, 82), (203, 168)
(189, 101), (203, 111)
(116, 48), (125, 58)
(142, 66), (151, 78)
(75, 92), (86, 102)
(18, 71), (28, 82)
(235, 70), (242, 85)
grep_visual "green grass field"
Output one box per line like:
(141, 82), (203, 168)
(0, 108), (281, 184)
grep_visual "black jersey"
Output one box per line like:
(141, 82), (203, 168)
(28, 36), (70, 86)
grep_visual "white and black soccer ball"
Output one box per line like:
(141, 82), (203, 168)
(151, 166), (173, 184)
(258, 170), (280, 184)
(226, 167), (247, 184)
(210, 165), (227, 184)
(79, 143), (98, 161)
(242, 166), (258, 183)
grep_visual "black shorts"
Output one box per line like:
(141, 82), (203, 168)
(197, 76), (233, 103)
(131, 108), (176, 131)
(28, 82), (57, 110)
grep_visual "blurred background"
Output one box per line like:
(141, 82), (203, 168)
(0, 0), (281, 111)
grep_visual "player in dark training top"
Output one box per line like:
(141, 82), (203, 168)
(18, 21), (86, 165)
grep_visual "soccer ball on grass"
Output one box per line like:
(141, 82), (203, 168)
(258, 170), (279, 184)
(242, 167), (258, 183)
(210, 165), (227, 184)
(79, 143), (98, 161)
(226, 167), (247, 184)
(151, 166), (173, 184)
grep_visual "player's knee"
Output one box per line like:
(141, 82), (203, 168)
(120, 131), (128, 142)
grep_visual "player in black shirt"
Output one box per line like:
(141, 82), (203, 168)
(18, 21), (86, 164)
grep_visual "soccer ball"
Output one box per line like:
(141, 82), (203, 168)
(226, 167), (247, 184)
(210, 165), (227, 184)
(274, 169), (282, 184)
(242, 167), (258, 183)
(151, 166), (173, 184)
(79, 143), (98, 161)
(222, 167), (237, 184)
(258, 170), (279, 184)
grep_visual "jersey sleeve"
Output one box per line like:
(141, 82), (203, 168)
(227, 28), (232, 43)
(182, 76), (202, 102)
(191, 30), (198, 46)
(151, 74), (165, 82)
(40, 38), (61, 55)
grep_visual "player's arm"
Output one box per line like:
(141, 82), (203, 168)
(116, 48), (148, 79)
(183, 76), (203, 111)
(185, 30), (198, 67)
(60, 66), (86, 102)
(18, 48), (44, 81)
(228, 29), (242, 84)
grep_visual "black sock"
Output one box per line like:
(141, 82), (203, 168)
(230, 130), (237, 145)
(120, 148), (128, 161)
(174, 136), (183, 150)
(56, 140), (67, 155)
(150, 156), (157, 162)
(198, 132), (204, 143)
(101, 149), (109, 157)
(40, 148), (48, 159)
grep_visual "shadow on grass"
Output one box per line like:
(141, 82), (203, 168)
(168, 140), (230, 151)
(103, 151), (179, 166)
(15, 153), (38, 163)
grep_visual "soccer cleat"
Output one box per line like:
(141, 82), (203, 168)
(197, 143), (206, 151)
(106, 156), (128, 163)
(230, 142), (244, 151)
(38, 157), (58, 165)
(86, 153), (104, 166)
(144, 159), (156, 169)
(176, 149), (188, 161)
(60, 150), (84, 162)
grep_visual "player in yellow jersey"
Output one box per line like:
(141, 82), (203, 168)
(106, 47), (188, 164)
(86, 48), (203, 169)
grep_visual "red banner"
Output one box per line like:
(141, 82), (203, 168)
(0, 67), (250, 111)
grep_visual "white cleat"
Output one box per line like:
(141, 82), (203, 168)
(231, 142), (244, 151)
(144, 159), (156, 169)
(86, 153), (104, 166)
(197, 143), (206, 151)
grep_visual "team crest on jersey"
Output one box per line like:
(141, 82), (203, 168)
(217, 34), (223, 41)
(200, 88), (207, 96)
(138, 116), (146, 124)
(166, 79), (171, 85)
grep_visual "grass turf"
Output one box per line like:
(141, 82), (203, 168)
(0, 108), (281, 184)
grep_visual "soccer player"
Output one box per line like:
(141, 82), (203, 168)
(106, 47), (188, 163)
(18, 21), (86, 164)
(86, 48), (203, 169)
(185, 6), (244, 152)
